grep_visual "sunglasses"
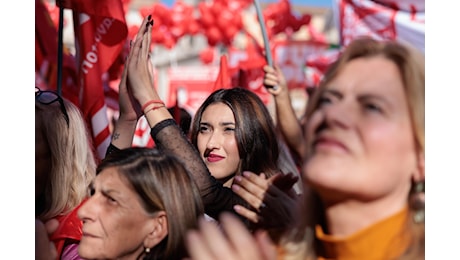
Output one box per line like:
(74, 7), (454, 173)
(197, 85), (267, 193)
(35, 87), (70, 127)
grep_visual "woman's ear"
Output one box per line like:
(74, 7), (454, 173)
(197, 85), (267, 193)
(144, 211), (168, 249)
(412, 151), (425, 183)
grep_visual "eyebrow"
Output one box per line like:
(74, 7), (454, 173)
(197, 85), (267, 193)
(200, 122), (235, 127)
(322, 89), (343, 99)
(323, 89), (390, 104)
(357, 94), (391, 107)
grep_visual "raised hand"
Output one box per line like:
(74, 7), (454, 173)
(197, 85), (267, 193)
(263, 65), (288, 98)
(118, 42), (142, 123)
(127, 15), (156, 106)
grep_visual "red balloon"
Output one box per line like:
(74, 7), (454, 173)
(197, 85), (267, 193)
(188, 20), (200, 35)
(170, 24), (186, 40)
(200, 11), (215, 29)
(151, 30), (165, 43)
(163, 36), (176, 49)
(211, 2), (224, 17)
(223, 25), (239, 40)
(152, 3), (169, 20)
(206, 26), (223, 46)
(199, 47), (215, 64)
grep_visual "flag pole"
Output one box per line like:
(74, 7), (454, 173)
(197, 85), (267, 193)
(253, 0), (272, 66)
(57, 0), (65, 96)
(253, 0), (277, 90)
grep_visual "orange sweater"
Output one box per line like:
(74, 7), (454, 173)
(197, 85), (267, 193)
(276, 207), (411, 260)
(316, 207), (411, 260)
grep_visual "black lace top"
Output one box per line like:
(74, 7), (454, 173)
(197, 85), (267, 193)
(106, 119), (248, 222)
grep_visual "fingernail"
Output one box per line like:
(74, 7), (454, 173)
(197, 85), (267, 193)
(232, 184), (240, 191)
(235, 176), (242, 182)
(243, 171), (250, 177)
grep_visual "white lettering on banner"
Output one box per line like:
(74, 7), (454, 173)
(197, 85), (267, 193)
(81, 18), (115, 74)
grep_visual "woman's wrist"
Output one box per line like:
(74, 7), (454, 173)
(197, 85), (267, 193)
(117, 114), (139, 125)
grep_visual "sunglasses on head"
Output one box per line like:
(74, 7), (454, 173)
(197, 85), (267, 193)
(35, 87), (70, 127)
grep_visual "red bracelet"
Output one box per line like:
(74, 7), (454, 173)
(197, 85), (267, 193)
(141, 100), (164, 112)
(144, 104), (165, 114)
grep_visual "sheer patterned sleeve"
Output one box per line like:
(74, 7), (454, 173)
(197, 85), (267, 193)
(151, 119), (246, 220)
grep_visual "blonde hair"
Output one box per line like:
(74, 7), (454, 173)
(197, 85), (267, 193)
(36, 98), (96, 221)
(280, 37), (425, 259)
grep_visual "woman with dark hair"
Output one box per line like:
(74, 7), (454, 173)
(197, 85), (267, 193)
(189, 87), (280, 189)
(108, 15), (299, 232)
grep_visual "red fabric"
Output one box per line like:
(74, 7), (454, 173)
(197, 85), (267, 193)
(35, 0), (79, 104)
(50, 199), (87, 259)
(59, 0), (128, 160)
(338, 0), (424, 52)
(212, 54), (231, 91)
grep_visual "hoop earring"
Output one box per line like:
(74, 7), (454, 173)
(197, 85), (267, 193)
(410, 181), (425, 224)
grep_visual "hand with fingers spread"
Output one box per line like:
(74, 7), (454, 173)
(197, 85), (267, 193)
(185, 213), (278, 260)
(232, 171), (299, 231)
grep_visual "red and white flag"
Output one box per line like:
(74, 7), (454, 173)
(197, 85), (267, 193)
(58, 0), (128, 160)
(336, 0), (424, 52)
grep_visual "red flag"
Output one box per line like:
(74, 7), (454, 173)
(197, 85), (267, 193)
(35, 0), (78, 103)
(59, 0), (128, 160)
(212, 54), (231, 91)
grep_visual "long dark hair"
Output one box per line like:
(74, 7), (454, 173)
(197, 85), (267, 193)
(190, 88), (280, 178)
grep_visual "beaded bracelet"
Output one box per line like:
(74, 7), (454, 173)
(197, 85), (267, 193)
(141, 100), (164, 112)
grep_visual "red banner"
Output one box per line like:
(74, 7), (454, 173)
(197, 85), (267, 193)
(61, 0), (128, 160)
(272, 40), (333, 89)
(35, 0), (78, 104)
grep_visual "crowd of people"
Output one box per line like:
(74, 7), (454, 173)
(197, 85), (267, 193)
(36, 14), (425, 260)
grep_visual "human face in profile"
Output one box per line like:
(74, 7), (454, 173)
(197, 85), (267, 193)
(303, 56), (419, 206)
(197, 102), (240, 187)
(78, 168), (159, 260)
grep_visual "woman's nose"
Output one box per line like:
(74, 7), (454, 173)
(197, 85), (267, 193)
(77, 196), (97, 222)
(321, 102), (354, 130)
(206, 132), (222, 150)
